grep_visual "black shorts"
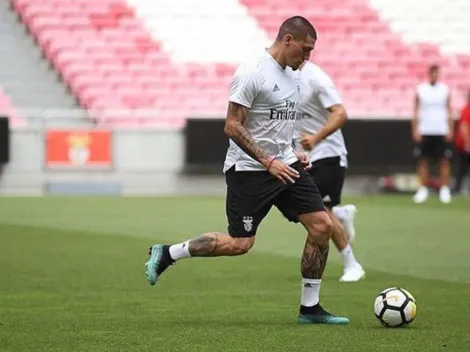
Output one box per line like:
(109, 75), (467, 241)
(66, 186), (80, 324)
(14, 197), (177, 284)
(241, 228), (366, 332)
(414, 135), (452, 159)
(308, 156), (345, 208)
(225, 161), (325, 237)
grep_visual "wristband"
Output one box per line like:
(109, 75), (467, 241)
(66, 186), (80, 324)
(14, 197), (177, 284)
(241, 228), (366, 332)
(267, 157), (276, 171)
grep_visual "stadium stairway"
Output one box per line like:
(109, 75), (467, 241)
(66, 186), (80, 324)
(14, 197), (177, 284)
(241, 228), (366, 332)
(0, 0), (88, 126)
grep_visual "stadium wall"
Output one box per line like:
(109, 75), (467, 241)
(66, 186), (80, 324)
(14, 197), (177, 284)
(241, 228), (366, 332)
(0, 117), (459, 196)
(0, 126), (185, 196)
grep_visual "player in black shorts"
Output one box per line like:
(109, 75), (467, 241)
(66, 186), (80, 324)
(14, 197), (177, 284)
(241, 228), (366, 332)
(144, 17), (349, 325)
(294, 60), (365, 282)
(306, 157), (365, 281)
(412, 65), (454, 203)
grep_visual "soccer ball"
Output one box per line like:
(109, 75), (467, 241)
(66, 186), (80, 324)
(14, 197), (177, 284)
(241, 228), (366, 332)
(374, 287), (417, 327)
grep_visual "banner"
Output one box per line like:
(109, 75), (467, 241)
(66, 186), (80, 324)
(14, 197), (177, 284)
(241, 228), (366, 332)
(45, 129), (112, 168)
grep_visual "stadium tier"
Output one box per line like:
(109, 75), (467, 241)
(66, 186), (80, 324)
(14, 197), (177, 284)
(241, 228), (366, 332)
(8, 0), (470, 126)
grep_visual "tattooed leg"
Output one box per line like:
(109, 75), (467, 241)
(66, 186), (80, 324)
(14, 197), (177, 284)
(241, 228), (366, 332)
(295, 211), (350, 323)
(301, 238), (330, 280)
(145, 233), (254, 285)
(297, 211), (333, 309)
(161, 233), (254, 262)
(188, 233), (254, 257)
(298, 211), (333, 279)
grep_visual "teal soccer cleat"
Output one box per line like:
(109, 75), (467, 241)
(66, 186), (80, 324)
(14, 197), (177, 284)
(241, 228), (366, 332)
(298, 304), (349, 325)
(145, 244), (173, 286)
(298, 314), (350, 325)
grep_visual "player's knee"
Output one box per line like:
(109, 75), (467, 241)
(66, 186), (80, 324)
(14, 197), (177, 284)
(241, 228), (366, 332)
(299, 211), (333, 240)
(231, 237), (255, 255)
(318, 215), (333, 237)
(309, 212), (333, 244)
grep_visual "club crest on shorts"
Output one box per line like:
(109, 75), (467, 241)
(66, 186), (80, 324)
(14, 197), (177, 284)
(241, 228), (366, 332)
(242, 216), (253, 232)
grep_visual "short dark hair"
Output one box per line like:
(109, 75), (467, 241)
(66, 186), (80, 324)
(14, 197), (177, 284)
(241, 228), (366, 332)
(429, 64), (440, 73)
(276, 16), (317, 42)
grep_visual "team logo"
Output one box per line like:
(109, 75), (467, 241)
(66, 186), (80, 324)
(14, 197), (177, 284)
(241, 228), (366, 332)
(242, 216), (253, 232)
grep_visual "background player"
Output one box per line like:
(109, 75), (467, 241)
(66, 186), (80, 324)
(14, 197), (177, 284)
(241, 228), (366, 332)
(294, 60), (365, 283)
(145, 16), (349, 325)
(453, 90), (470, 194)
(412, 65), (454, 204)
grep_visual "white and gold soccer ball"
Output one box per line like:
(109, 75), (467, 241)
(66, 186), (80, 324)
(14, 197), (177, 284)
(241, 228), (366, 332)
(374, 287), (417, 327)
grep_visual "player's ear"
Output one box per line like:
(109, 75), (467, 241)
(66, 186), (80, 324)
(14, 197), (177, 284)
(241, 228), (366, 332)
(284, 34), (294, 46)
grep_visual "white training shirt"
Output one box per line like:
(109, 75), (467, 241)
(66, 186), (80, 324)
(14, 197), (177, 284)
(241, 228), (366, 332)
(293, 61), (348, 167)
(416, 82), (450, 136)
(223, 51), (300, 172)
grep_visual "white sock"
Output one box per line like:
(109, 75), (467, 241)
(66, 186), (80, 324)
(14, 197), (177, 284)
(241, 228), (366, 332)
(169, 241), (191, 261)
(301, 278), (321, 307)
(341, 244), (359, 269)
(332, 205), (347, 221)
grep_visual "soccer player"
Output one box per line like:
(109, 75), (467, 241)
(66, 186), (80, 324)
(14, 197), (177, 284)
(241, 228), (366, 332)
(145, 16), (349, 325)
(412, 65), (454, 204)
(453, 90), (470, 194)
(294, 60), (365, 282)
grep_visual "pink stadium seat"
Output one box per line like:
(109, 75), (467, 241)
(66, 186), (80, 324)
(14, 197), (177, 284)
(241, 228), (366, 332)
(241, 0), (469, 116)
(9, 0), (470, 126)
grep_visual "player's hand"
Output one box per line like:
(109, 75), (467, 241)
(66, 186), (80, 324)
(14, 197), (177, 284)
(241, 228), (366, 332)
(300, 133), (319, 151)
(445, 131), (453, 142)
(267, 159), (300, 184)
(295, 151), (312, 170)
(412, 131), (422, 143)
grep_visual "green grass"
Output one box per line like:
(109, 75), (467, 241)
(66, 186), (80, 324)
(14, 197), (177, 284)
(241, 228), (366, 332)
(1, 195), (470, 351)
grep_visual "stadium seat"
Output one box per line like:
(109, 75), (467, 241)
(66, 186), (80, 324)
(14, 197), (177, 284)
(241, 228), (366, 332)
(10, 0), (470, 126)
(241, 0), (470, 116)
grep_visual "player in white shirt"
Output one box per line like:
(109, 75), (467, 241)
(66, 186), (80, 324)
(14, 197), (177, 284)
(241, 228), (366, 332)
(145, 17), (349, 325)
(412, 65), (454, 204)
(293, 61), (365, 283)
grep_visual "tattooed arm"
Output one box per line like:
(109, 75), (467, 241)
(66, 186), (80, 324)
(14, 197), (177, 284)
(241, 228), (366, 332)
(224, 101), (271, 168)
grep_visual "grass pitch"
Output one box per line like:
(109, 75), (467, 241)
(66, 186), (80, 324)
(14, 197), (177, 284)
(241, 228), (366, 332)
(1, 195), (469, 352)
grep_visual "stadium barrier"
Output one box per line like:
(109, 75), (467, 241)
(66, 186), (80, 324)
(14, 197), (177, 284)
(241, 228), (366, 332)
(0, 111), (461, 195)
(184, 117), (458, 176)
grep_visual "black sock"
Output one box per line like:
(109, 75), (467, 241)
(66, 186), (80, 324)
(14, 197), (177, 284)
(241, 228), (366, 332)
(300, 304), (322, 315)
(162, 245), (175, 263)
(155, 245), (174, 275)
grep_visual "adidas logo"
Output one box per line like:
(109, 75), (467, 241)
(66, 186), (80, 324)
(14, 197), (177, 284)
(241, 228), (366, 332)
(322, 195), (331, 202)
(273, 84), (280, 92)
